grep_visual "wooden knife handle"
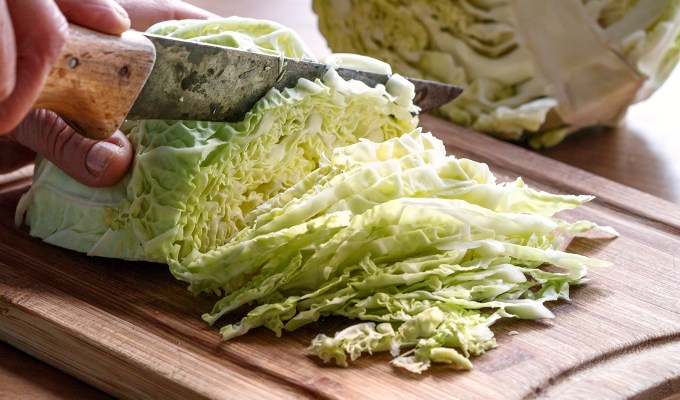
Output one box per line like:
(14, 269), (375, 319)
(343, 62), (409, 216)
(35, 24), (156, 140)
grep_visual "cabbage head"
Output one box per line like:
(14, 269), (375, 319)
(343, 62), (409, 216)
(15, 18), (419, 262)
(313, 0), (680, 147)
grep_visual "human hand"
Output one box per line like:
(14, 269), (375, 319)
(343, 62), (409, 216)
(0, 0), (217, 187)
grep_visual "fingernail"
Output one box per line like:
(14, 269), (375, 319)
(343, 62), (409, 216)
(86, 141), (121, 177)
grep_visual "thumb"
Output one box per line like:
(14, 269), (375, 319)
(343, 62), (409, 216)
(10, 110), (133, 187)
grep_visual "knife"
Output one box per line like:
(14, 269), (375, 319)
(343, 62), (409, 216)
(35, 25), (462, 140)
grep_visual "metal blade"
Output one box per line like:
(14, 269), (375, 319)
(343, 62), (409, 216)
(127, 34), (462, 122)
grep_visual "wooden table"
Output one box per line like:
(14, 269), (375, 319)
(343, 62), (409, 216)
(1, 1), (679, 398)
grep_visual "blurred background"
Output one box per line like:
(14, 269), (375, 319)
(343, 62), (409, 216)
(189, 0), (330, 55)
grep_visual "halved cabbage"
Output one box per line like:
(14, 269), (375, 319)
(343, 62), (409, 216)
(16, 18), (418, 262)
(313, 0), (680, 146)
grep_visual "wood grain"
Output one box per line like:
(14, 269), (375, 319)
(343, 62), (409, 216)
(1, 117), (679, 399)
(0, 342), (112, 400)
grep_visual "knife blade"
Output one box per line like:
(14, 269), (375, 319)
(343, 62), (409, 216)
(35, 25), (462, 140)
(127, 33), (462, 123)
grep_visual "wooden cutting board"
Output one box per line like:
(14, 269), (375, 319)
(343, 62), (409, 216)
(1, 116), (679, 400)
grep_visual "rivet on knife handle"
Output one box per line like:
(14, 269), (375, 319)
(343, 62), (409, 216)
(34, 24), (156, 140)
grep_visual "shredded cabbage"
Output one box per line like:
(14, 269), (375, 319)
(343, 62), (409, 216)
(313, 0), (680, 147)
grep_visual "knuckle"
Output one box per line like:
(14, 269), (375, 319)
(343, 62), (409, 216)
(0, 82), (13, 100)
(45, 17), (69, 62)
